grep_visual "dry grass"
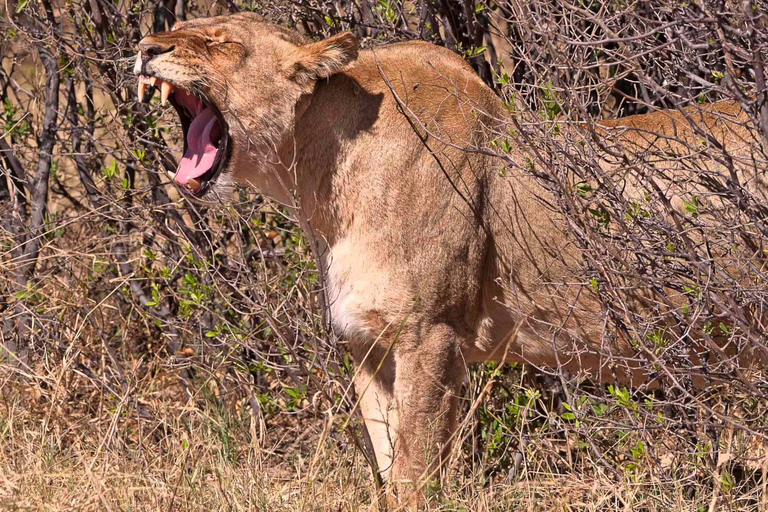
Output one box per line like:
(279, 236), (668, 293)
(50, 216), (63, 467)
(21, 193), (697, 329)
(0, 362), (371, 511)
(2, 354), (765, 511)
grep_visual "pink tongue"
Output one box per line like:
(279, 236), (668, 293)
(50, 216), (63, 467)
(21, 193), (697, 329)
(175, 107), (221, 185)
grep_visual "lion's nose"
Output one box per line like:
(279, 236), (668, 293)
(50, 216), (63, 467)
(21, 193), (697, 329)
(138, 40), (174, 60)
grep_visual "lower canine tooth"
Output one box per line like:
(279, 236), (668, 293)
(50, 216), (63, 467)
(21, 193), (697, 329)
(160, 81), (173, 105)
(187, 178), (201, 192)
(150, 77), (157, 87)
(138, 81), (147, 101)
(166, 170), (177, 179)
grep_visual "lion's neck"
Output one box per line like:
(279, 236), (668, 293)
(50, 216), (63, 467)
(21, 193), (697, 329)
(269, 73), (376, 247)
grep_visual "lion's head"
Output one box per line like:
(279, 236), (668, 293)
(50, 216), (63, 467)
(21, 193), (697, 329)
(134, 13), (358, 198)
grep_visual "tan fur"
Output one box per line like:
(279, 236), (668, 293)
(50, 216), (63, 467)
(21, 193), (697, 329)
(136, 13), (765, 489)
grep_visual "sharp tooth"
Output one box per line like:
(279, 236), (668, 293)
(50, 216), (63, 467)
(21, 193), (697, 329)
(138, 80), (147, 101)
(167, 170), (177, 179)
(160, 81), (173, 105)
(187, 178), (201, 192)
(150, 76), (157, 87)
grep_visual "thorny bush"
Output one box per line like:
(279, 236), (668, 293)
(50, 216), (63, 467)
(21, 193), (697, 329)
(2, 0), (768, 509)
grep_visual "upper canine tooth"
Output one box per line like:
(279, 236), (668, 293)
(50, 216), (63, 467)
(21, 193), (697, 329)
(160, 81), (173, 105)
(138, 80), (147, 101)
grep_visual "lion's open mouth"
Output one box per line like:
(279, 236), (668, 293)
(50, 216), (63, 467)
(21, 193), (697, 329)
(138, 75), (229, 195)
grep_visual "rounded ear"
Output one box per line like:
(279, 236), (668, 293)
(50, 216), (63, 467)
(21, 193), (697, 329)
(285, 32), (359, 83)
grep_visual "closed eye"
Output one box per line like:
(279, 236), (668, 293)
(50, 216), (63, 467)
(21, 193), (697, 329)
(204, 38), (242, 47)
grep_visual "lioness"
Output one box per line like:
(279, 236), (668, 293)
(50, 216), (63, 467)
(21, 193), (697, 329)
(134, 12), (764, 487)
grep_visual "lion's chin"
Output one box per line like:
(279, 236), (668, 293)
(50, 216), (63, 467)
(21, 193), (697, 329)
(138, 75), (230, 196)
(191, 170), (236, 203)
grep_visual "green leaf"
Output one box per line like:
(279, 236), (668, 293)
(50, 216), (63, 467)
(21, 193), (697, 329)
(575, 181), (593, 198)
(102, 159), (119, 179)
(682, 195), (701, 216)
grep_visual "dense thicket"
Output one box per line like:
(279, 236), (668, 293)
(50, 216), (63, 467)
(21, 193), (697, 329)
(2, 0), (768, 508)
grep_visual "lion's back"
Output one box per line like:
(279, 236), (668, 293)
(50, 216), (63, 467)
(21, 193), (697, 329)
(350, 41), (503, 135)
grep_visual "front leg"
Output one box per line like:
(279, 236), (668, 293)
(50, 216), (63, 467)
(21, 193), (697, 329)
(391, 324), (465, 486)
(352, 343), (398, 481)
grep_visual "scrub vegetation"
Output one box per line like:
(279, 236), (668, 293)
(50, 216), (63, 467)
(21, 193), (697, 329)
(2, 0), (768, 509)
